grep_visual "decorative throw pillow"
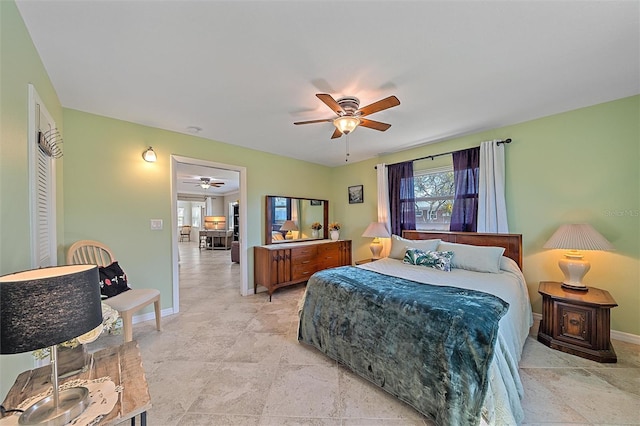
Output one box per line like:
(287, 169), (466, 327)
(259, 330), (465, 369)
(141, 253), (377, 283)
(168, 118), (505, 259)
(389, 235), (440, 259)
(98, 261), (131, 298)
(437, 242), (505, 273)
(403, 248), (454, 272)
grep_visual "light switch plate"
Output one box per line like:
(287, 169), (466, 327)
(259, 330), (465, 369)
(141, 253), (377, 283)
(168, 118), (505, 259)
(150, 219), (163, 230)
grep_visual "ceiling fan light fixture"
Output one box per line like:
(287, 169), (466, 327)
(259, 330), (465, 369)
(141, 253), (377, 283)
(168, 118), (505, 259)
(200, 182), (210, 189)
(333, 116), (360, 135)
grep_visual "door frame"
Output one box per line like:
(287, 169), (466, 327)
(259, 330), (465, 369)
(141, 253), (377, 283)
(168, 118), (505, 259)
(170, 155), (249, 313)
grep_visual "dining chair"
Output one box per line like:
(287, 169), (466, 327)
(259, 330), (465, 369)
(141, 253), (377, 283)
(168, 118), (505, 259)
(179, 225), (191, 242)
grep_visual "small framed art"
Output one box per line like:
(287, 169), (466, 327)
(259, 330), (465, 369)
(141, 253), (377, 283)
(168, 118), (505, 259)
(348, 185), (364, 204)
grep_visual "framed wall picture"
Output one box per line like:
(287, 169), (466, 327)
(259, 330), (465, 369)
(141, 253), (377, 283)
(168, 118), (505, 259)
(348, 185), (364, 204)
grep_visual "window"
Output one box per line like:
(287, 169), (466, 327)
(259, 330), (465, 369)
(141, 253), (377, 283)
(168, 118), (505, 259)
(191, 206), (201, 229)
(271, 197), (291, 229)
(177, 207), (185, 227)
(413, 166), (454, 231)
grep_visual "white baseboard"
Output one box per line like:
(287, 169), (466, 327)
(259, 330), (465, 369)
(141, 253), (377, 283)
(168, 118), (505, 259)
(531, 312), (640, 345)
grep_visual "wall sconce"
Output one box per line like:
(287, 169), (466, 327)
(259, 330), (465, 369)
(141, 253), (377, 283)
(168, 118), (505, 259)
(142, 146), (157, 162)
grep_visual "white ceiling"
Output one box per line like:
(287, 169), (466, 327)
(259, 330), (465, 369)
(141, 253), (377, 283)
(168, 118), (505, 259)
(16, 1), (639, 167)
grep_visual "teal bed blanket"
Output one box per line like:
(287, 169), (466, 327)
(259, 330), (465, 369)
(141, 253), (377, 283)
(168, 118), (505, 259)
(298, 266), (509, 426)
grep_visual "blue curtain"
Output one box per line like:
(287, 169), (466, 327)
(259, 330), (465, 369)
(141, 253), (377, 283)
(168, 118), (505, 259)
(388, 161), (416, 235)
(450, 147), (480, 232)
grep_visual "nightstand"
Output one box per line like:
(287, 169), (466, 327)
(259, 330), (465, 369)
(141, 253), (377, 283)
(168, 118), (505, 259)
(355, 258), (379, 265)
(537, 281), (617, 363)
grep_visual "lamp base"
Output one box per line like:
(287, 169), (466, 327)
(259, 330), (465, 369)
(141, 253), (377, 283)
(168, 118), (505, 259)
(19, 387), (90, 426)
(558, 254), (590, 290)
(369, 241), (383, 260)
(560, 282), (589, 291)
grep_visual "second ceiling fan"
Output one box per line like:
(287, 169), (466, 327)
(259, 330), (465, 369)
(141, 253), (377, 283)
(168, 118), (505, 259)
(294, 93), (400, 139)
(182, 177), (225, 189)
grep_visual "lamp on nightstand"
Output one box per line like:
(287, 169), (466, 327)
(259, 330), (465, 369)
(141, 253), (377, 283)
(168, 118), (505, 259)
(543, 223), (614, 291)
(362, 222), (390, 259)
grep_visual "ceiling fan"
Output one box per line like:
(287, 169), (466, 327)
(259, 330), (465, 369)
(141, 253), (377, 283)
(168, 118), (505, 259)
(182, 177), (225, 189)
(294, 93), (400, 139)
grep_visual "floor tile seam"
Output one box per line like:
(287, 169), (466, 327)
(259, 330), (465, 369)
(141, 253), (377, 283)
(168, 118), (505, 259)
(519, 366), (614, 370)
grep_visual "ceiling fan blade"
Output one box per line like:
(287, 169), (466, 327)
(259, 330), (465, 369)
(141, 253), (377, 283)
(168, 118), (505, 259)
(316, 93), (345, 115)
(357, 95), (400, 117)
(331, 128), (343, 139)
(359, 118), (392, 131)
(294, 118), (333, 125)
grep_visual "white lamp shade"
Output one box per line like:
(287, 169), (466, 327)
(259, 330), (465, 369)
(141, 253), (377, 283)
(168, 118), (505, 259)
(543, 223), (613, 251)
(361, 222), (391, 238)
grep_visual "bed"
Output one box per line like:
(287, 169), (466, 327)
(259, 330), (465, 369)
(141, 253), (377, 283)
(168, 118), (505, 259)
(298, 231), (532, 426)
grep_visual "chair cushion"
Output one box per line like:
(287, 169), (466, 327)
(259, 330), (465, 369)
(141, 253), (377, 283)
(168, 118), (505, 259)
(104, 288), (160, 312)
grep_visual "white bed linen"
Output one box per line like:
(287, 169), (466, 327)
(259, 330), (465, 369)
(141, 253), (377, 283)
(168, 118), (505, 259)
(357, 257), (533, 425)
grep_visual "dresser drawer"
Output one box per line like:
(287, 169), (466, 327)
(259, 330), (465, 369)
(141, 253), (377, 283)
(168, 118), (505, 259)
(292, 262), (319, 280)
(292, 246), (318, 258)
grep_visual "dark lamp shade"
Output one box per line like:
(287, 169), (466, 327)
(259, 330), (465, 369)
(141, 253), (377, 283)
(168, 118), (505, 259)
(0, 264), (103, 355)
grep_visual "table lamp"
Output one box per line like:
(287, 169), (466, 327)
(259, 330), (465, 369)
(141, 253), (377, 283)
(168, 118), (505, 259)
(543, 223), (614, 291)
(280, 220), (297, 240)
(362, 222), (391, 259)
(0, 264), (103, 426)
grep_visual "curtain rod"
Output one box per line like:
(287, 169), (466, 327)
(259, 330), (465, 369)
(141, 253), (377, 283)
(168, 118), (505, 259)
(375, 138), (512, 169)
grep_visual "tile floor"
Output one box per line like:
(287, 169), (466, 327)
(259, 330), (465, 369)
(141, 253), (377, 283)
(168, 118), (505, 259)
(94, 242), (639, 425)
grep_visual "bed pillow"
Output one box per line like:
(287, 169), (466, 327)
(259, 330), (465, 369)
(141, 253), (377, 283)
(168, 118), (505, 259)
(437, 242), (505, 273)
(403, 248), (454, 271)
(389, 234), (440, 259)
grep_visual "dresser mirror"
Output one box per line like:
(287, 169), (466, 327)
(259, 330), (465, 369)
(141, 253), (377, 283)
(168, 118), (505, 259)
(265, 195), (329, 244)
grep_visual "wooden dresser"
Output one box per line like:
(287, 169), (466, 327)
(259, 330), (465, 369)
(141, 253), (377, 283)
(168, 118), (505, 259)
(254, 239), (352, 300)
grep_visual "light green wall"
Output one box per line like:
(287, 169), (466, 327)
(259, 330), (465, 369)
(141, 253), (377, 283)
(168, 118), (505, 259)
(333, 95), (640, 336)
(0, 0), (65, 400)
(62, 108), (334, 310)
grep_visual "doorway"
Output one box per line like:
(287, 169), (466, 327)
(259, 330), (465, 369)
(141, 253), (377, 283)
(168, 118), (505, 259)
(170, 156), (248, 314)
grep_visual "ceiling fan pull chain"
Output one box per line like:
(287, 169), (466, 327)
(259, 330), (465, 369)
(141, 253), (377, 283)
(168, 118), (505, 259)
(345, 134), (350, 162)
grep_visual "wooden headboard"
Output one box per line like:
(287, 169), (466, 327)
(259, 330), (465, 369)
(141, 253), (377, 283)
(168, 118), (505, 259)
(402, 230), (523, 270)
